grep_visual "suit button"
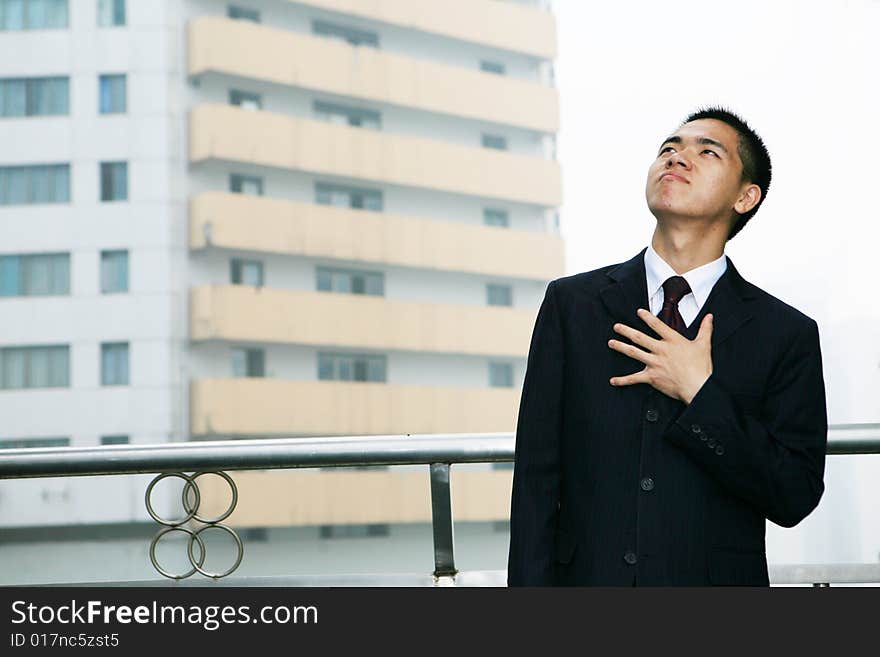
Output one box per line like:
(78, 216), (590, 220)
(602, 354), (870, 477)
(700, 433), (708, 441)
(707, 438), (717, 448)
(640, 477), (654, 491)
(691, 424), (701, 434)
(624, 551), (638, 565)
(645, 409), (658, 422)
(715, 445), (725, 455)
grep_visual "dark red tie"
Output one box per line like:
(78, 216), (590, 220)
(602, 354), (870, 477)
(658, 276), (691, 336)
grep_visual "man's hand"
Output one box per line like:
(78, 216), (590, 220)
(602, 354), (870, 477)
(607, 308), (713, 404)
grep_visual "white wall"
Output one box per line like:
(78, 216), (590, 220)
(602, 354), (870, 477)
(0, 0), (184, 527)
(188, 162), (550, 232)
(189, 249), (546, 305)
(191, 72), (550, 156)
(190, 341), (526, 389)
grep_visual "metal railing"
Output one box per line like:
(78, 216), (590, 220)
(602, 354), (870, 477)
(1, 424), (878, 586)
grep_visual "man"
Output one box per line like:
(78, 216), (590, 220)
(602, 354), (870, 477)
(507, 107), (828, 586)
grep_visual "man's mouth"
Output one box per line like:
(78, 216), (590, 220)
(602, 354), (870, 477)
(660, 173), (688, 183)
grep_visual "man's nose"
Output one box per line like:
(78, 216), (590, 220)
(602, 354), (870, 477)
(666, 150), (692, 169)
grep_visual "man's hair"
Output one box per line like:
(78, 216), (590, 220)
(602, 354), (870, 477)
(682, 107), (772, 241)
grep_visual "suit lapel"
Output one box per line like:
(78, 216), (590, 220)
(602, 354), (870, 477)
(599, 248), (756, 349)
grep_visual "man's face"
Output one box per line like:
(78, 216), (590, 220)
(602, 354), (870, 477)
(645, 118), (751, 225)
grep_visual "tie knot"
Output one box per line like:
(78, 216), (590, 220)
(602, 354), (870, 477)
(662, 276), (691, 305)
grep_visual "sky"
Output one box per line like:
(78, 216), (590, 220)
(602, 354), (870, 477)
(554, 0), (879, 425)
(553, 0), (880, 563)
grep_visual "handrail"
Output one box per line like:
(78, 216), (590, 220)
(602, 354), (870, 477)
(0, 424), (876, 479)
(0, 433), (511, 479)
(1, 424), (877, 585)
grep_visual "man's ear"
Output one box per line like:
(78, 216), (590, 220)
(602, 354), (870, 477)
(734, 183), (761, 215)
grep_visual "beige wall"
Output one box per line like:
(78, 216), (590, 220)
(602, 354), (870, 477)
(190, 285), (536, 357)
(190, 378), (520, 436)
(197, 468), (514, 527)
(283, 0), (557, 59)
(189, 192), (564, 281)
(188, 104), (562, 207)
(188, 17), (558, 133)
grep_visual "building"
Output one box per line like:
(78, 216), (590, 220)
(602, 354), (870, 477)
(0, 0), (562, 567)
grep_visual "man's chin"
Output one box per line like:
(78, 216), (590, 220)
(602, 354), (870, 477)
(648, 207), (704, 224)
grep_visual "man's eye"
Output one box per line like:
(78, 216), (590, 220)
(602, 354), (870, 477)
(703, 149), (718, 157)
(660, 146), (674, 154)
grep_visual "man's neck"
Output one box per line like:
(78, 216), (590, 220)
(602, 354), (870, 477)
(650, 220), (726, 275)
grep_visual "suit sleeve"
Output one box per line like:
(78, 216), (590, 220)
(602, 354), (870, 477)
(663, 318), (827, 527)
(507, 279), (565, 586)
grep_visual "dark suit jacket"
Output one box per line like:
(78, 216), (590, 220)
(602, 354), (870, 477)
(507, 248), (828, 586)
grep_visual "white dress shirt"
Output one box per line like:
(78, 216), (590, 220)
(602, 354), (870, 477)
(644, 243), (727, 329)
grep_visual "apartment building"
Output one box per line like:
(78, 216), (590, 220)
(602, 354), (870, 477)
(0, 0), (562, 549)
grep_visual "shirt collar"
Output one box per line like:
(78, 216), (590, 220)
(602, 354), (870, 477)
(644, 242), (728, 308)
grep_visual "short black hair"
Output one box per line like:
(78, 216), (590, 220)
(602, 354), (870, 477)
(682, 107), (772, 241)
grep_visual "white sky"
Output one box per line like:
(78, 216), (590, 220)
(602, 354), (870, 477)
(555, 0), (880, 426)
(554, 0), (880, 563)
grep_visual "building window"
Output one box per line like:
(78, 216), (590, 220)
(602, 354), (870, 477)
(99, 74), (126, 114)
(481, 133), (508, 151)
(227, 5), (259, 22)
(100, 161), (128, 201)
(312, 20), (378, 48)
(319, 524), (390, 539)
(483, 208), (509, 228)
(101, 434), (129, 445)
(0, 436), (69, 449)
(229, 89), (261, 110)
(0, 76), (68, 117)
(0, 253), (69, 297)
(101, 342), (129, 386)
(487, 283), (513, 307)
(318, 353), (386, 383)
(480, 60), (506, 75)
(230, 258), (263, 286)
(315, 182), (382, 211)
(230, 174), (263, 196)
(0, 345), (69, 389)
(100, 250), (128, 294)
(0, 164), (69, 205)
(316, 267), (383, 296)
(97, 0), (124, 26)
(0, 0), (69, 30)
(313, 101), (381, 130)
(489, 361), (513, 388)
(232, 347), (265, 378)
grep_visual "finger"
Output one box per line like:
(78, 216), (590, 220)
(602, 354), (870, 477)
(608, 338), (656, 365)
(612, 322), (661, 351)
(637, 308), (678, 340)
(610, 368), (649, 387)
(697, 314), (713, 341)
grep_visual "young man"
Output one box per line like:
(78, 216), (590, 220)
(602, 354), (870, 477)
(507, 108), (828, 586)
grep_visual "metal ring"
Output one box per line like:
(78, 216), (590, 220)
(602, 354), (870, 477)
(187, 523), (244, 579)
(150, 526), (206, 580)
(145, 472), (200, 527)
(182, 471), (238, 524)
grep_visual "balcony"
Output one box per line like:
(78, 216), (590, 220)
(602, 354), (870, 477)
(189, 104), (562, 206)
(189, 285), (535, 357)
(189, 378), (520, 436)
(282, 0), (558, 59)
(188, 16), (559, 132)
(189, 192), (565, 281)
(194, 467), (513, 527)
